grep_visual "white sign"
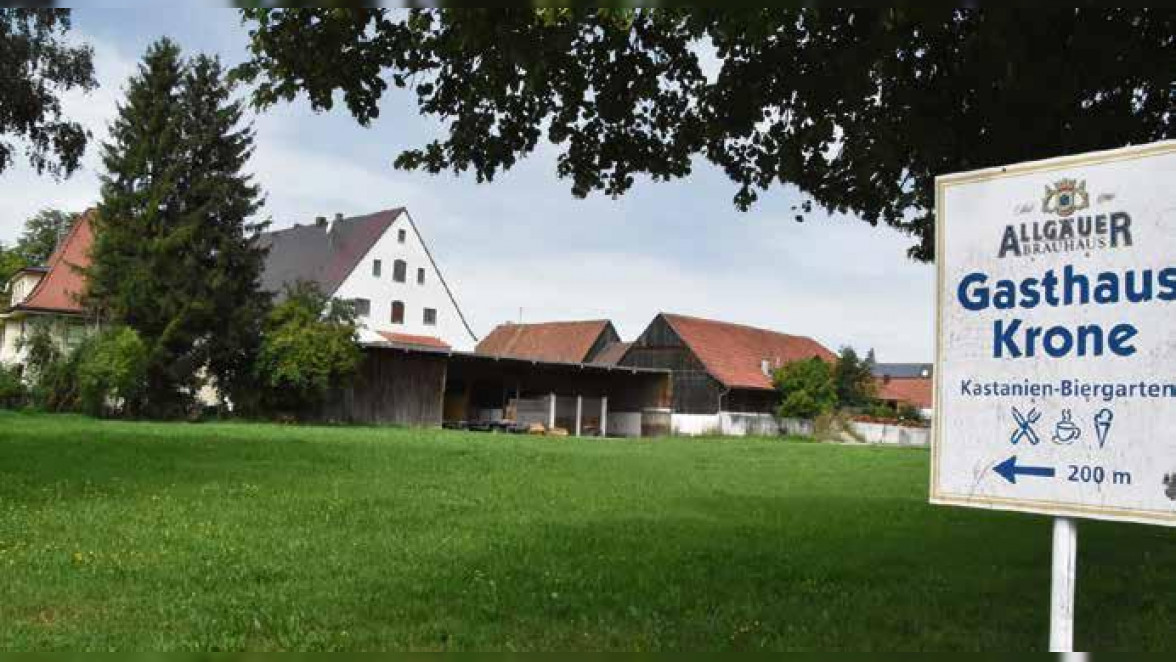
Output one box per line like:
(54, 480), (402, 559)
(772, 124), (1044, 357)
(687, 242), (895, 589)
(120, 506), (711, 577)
(932, 140), (1176, 526)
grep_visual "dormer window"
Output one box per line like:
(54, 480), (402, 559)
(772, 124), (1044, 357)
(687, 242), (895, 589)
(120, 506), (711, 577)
(761, 359), (772, 377)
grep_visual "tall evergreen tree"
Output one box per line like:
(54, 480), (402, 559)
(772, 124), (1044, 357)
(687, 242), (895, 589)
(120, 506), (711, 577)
(87, 39), (268, 416)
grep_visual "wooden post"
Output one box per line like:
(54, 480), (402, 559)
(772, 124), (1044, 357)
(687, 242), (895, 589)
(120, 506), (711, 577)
(600, 396), (608, 437)
(548, 392), (556, 429)
(575, 395), (583, 437)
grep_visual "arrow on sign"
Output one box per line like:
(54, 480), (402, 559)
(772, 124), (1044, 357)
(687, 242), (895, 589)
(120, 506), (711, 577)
(993, 456), (1056, 484)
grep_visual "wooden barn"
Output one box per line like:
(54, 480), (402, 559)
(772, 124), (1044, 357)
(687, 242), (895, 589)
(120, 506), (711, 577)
(619, 313), (835, 415)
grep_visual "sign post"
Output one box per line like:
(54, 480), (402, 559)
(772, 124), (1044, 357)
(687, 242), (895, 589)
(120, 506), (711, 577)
(932, 140), (1176, 650)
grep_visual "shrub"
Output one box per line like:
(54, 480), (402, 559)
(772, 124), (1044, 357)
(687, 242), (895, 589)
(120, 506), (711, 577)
(0, 363), (25, 409)
(774, 357), (837, 419)
(77, 327), (148, 417)
(253, 281), (362, 417)
(20, 323), (81, 412)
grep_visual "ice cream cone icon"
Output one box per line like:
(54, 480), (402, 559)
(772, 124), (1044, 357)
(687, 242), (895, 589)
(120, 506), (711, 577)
(1094, 409), (1114, 448)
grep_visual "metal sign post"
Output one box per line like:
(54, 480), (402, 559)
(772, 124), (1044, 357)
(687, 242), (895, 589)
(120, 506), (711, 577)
(932, 140), (1176, 650)
(1050, 517), (1077, 653)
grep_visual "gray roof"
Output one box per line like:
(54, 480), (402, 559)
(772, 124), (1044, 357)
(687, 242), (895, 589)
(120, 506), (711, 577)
(873, 363), (933, 379)
(258, 208), (402, 297)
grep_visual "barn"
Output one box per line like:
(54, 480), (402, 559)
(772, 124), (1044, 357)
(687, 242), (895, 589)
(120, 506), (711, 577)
(619, 313), (835, 434)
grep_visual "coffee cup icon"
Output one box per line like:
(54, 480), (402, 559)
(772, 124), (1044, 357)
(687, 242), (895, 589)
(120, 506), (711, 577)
(1053, 409), (1081, 445)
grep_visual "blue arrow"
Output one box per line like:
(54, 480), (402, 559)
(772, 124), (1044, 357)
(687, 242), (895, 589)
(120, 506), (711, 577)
(993, 456), (1056, 484)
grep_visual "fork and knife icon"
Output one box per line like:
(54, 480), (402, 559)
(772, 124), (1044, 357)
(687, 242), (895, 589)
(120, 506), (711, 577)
(1010, 406), (1042, 445)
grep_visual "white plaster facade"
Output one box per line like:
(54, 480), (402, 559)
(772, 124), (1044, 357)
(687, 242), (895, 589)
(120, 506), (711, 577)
(332, 211), (476, 350)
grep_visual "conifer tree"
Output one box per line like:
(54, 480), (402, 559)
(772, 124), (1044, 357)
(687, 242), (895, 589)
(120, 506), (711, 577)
(87, 39), (268, 416)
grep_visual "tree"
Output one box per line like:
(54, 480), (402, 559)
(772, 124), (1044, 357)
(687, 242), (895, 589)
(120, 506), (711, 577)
(236, 8), (1176, 261)
(774, 357), (837, 420)
(76, 327), (148, 417)
(0, 9), (96, 178)
(833, 346), (876, 409)
(13, 209), (77, 265)
(253, 281), (361, 417)
(86, 39), (268, 417)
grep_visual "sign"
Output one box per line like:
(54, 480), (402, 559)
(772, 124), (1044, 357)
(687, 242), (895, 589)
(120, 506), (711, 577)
(932, 140), (1176, 526)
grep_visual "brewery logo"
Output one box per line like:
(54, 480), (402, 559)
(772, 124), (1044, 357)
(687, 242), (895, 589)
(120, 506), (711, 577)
(997, 178), (1132, 259)
(1042, 178), (1089, 217)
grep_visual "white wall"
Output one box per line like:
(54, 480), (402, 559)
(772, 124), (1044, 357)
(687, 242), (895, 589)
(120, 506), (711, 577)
(333, 211), (476, 350)
(7, 272), (43, 307)
(0, 318), (27, 366)
(609, 412), (642, 437)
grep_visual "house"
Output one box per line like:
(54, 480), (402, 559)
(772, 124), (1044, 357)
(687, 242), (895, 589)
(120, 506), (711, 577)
(0, 210), (97, 368)
(620, 313), (835, 434)
(475, 319), (624, 364)
(259, 208), (477, 350)
(873, 363), (934, 418)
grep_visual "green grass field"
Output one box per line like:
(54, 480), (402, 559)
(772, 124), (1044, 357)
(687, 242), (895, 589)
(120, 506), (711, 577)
(1, 411), (1173, 651)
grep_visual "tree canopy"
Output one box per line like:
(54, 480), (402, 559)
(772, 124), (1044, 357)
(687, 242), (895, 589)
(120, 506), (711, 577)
(236, 8), (1176, 260)
(0, 9), (96, 178)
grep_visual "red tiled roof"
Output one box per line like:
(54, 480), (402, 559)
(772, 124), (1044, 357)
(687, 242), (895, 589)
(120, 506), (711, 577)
(662, 313), (835, 391)
(475, 320), (613, 364)
(592, 341), (632, 366)
(877, 376), (933, 409)
(13, 209), (95, 315)
(376, 331), (451, 350)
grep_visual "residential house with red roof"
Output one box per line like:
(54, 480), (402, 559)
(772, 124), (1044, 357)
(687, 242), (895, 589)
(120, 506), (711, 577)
(474, 319), (625, 365)
(620, 313), (836, 416)
(1, 210), (97, 368)
(258, 208), (477, 351)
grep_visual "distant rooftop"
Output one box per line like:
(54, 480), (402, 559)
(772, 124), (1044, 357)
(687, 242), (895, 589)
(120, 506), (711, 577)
(873, 363), (933, 379)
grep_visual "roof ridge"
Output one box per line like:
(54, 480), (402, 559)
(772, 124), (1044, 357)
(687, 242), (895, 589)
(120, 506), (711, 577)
(661, 312), (809, 340)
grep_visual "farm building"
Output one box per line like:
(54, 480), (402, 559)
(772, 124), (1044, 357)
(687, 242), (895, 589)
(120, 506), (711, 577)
(475, 319), (626, 365)
(259, 208), (478, 350)
(873, 363), (934, 418)
(619, 313), (835, 435)
(321, 339), (672, 436)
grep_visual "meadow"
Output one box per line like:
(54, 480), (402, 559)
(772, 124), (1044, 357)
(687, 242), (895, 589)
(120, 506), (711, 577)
(0, 411), (1172, 651)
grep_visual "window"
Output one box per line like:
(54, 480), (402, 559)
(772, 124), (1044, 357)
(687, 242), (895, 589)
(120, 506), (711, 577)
(398, 229), (406, 243)
(352, 298), (371, 317)
(391, 301), (405, 324)
(417, 267), (425, 285)
(393, 259), (407, 283)
(372, 260), (382, 277)
(423, 308), (437, 326)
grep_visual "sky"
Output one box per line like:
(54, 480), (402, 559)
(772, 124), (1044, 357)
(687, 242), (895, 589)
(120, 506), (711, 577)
(0, 8), (935, 361)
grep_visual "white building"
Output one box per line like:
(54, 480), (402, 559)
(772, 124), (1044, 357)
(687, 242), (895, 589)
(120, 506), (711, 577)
(258, 208), (477, 350)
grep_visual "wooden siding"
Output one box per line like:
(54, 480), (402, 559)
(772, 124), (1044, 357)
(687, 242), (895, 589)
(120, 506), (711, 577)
(322, 348), (447, 425)
(622, 315), (781, 415)
(621, 315), (726, 414)
(583, 323), (621, 362)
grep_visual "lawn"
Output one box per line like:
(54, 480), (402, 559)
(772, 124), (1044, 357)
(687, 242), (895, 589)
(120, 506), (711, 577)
(0, 412), (1172, 651)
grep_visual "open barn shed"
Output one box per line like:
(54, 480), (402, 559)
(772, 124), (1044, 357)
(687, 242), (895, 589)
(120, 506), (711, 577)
(321, 342), (672, 436)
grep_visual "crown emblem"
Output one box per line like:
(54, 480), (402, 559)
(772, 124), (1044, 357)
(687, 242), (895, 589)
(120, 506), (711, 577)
(1042, 178), (1089, 217)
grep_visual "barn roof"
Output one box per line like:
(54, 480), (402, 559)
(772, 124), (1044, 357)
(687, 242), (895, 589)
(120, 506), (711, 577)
(475, 319), (615, 364)
(10, 209), (95, 315)
(877, 376), (933, 409)
(592, 341), (632, 366)
(258, 208), (403, 297)
(660, 313), (836, 391)
(376, 331), (451, 351)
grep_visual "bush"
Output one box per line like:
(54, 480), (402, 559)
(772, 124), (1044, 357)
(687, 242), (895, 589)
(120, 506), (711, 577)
(253, 281), (362, 417)
(21, 323), (81, 412)
(0, 363), (26, 409)
(77, 327), (148, 417)
(774, 357), (837, 419)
